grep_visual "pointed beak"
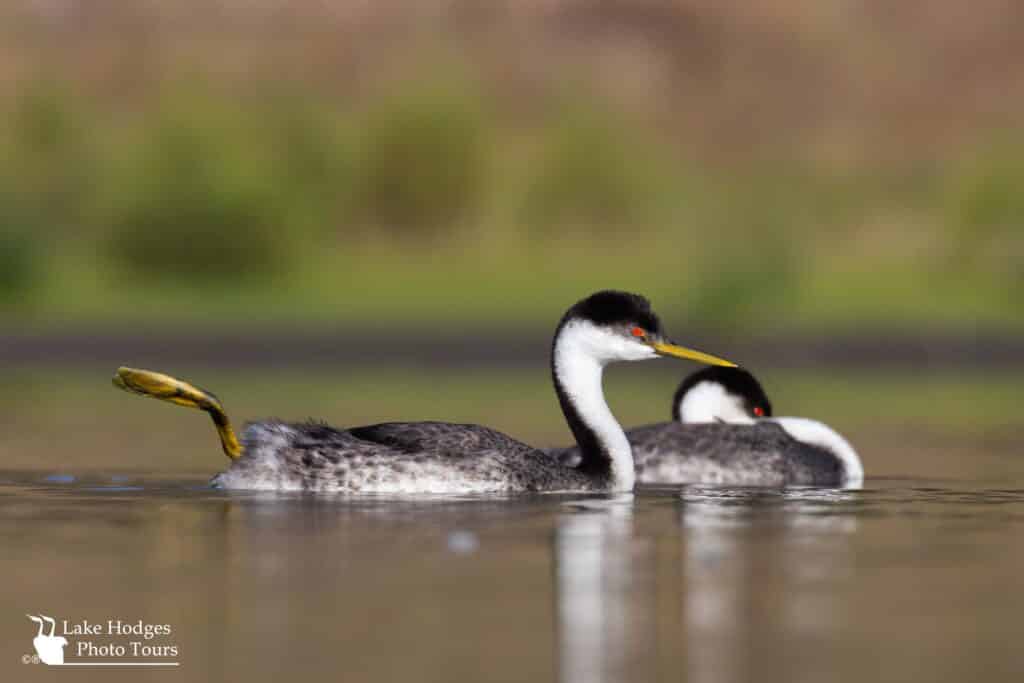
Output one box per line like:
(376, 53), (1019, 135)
(649, 340), (737, 367)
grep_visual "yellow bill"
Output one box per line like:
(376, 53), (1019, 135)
(650, 342), (737, 367)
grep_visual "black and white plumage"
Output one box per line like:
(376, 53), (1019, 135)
(214, 419), (599, 493)
(115, 290), (736, 493)
(555, 366), (864, 488)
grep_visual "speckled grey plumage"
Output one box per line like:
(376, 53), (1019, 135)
(552, 421), (844, 487)
(212, 420), (608, 493)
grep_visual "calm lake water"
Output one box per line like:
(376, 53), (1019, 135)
(2, 469), (1023, 682)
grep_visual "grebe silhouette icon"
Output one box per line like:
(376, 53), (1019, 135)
(27, 615), (68, 665)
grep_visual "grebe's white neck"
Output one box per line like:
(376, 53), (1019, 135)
(676, 381), (755, 424)
(553, 320), (651, 491)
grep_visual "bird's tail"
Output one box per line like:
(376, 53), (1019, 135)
(113, 367), (242, 460)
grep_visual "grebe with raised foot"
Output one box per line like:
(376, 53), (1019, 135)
(112, 290), (735, 493)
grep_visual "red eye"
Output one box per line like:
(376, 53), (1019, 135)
(631, 327), (646, 338)
(753, 406), (765, 417)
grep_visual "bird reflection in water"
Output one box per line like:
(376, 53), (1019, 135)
(681, 488), (859, 683)
(555, 494), (671, 683)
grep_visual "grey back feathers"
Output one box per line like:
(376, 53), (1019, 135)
(628, 421), (844, 487)
(555, 420), (849, 487)
(214, 420), (607, 493)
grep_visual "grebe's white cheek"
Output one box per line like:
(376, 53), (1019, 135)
(728, 397), (756, 423)
(559, 320), (656, 364)
(677, 381), (756, 424)
(618, 339), (658, 362)
(597, 330), (656, 362)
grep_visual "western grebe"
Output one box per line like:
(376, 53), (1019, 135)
(556, 366), (863, 488)
(670, 366), (863, 487)
(112, 290), (735, 493)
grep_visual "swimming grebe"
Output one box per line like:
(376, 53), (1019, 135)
(557, 366), (863, 488)
(112, 290), (735, 493)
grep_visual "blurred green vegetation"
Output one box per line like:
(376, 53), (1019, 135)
(355, 87), (485, 234)
(0, 79), (1022, 331)
(522, 103), (668, 232)
(104, 98), (290, 283)
(946, 141), (1024, 296)
(0, 222), (41, 305)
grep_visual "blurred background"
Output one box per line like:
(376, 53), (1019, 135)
(1, 0), (1022, 476)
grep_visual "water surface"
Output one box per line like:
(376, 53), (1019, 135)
(2, 472), (1022, 682)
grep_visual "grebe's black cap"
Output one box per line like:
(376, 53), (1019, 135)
(559, 290), (662, 334)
